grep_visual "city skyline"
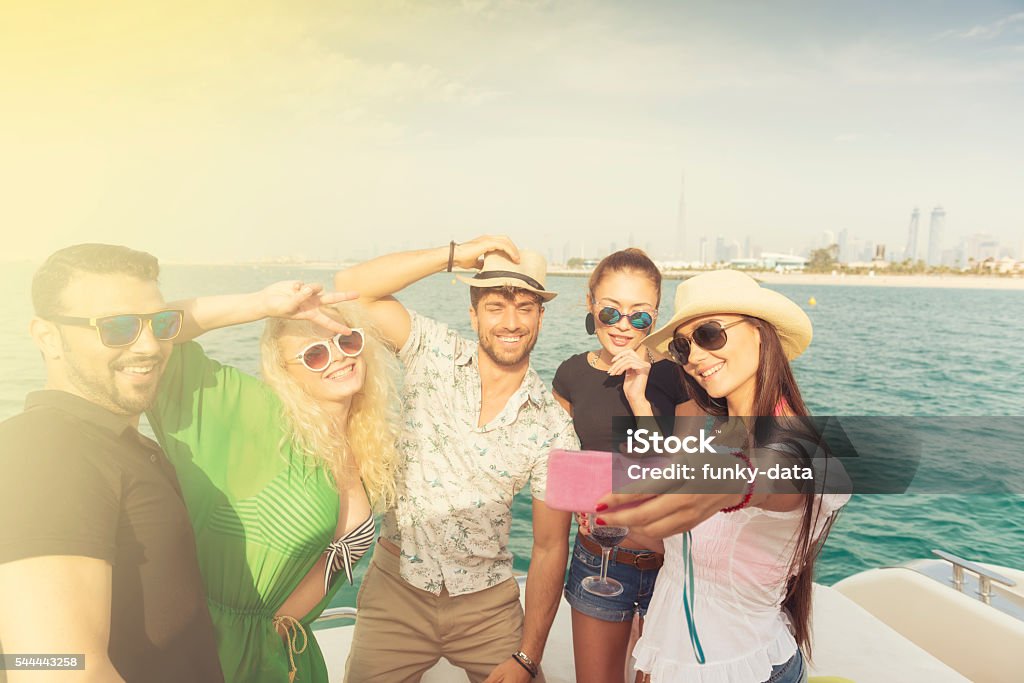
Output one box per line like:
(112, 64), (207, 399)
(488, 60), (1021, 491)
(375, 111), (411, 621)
(1, 199), (1017, 268)
(2, 2), (1022, 263)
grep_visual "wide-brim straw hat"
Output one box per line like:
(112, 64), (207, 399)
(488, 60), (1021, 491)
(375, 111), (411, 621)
(457, 249), (557, 301)
(643, 270), (812, 361)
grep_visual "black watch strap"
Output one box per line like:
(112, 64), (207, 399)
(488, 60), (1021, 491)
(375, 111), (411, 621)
(511, 654), (537, 678)
(512, 650), (538, 678)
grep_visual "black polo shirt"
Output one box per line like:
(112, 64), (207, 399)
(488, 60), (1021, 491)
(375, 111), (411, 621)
(0, 391), (223, 683)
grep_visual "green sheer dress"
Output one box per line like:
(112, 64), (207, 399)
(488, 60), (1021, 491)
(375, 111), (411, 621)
(149, 342), (345, 682)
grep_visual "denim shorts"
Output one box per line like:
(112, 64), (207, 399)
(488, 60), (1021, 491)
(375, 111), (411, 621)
(765, 649), (807, 683)
(563, 534), (660, 622)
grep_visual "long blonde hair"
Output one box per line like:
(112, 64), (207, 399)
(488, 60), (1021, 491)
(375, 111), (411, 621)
(260, 303), (401, 509)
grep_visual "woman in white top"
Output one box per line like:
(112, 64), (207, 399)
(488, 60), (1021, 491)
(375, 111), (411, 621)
(596, 270), (849, 683)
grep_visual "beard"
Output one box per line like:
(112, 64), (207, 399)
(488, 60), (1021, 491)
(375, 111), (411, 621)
(63, 343), (165, 417)
(477, 329), (538, 367)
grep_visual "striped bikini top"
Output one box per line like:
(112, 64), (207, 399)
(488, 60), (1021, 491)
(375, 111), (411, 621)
(323, 514), (375, 595)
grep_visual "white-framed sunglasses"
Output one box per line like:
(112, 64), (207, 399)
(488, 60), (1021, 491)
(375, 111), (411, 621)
(288, 329), (365, 372)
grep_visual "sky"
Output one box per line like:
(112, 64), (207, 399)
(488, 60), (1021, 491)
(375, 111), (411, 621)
(1, 0), (1022, 263)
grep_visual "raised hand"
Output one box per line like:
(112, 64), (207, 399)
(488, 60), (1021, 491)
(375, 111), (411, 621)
(595, 489), (743, 541)
(606, 347), (653, 414)
(452, 234), (521, 270)
(260, 281), (358, 335)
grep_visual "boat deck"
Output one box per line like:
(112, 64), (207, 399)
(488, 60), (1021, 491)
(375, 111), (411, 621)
(313, 581), (971, 682)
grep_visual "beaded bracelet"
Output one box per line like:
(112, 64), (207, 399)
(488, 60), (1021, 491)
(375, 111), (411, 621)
(721, 450), (755, 513)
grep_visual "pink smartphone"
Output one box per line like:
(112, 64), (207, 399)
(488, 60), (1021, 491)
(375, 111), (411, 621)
(545, 449), (613, 512)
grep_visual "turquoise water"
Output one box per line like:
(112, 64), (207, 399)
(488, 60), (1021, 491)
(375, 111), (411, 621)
(1, 263), (1022, 611)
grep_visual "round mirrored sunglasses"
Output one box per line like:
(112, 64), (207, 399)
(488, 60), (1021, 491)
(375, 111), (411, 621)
(597, 306), (654, 330)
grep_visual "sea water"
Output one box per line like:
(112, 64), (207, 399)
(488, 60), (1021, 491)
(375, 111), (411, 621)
(1, 263), (1022, 611)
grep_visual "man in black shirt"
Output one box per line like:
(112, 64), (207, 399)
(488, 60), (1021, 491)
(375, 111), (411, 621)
(0, 244), (223, 682)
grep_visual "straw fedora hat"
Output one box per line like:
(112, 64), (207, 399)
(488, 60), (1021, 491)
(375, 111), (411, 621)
(456, 249), (557, 301)
(643, 270), (812, 361)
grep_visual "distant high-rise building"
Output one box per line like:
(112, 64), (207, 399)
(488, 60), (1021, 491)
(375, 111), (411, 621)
(927, 206), (945, 267)
(699, 236), (709, 266)
(848, 239), (872, 263)
(954, 238), (968, 268)
(725, 239), (741, 263)
(967, 233), (999, 262)
(837, 229), (849, 263)
(744, 235), (752, 259)
(714, 236), (727, 264)
(904, 208), (921, 263)
(674, 172), (686, 259)
(858, 245), (871, 263)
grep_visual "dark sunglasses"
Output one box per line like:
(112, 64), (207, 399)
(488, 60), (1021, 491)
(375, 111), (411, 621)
(597, 306), (655, 331)
(289, 329), (365, 372)
(51, 310), (184, 348)
(667, 319), (748, 365)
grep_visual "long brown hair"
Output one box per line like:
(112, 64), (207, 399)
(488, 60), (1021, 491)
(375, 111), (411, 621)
(681, 316), (838, 657)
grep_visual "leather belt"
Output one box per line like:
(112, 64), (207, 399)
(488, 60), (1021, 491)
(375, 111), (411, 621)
(577, 533), (664, 571)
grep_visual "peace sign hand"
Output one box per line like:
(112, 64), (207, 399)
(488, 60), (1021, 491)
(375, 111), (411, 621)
(260, 281), (358, 335)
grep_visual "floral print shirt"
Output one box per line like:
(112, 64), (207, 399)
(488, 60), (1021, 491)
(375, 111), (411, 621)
(380, 311), (579, 596)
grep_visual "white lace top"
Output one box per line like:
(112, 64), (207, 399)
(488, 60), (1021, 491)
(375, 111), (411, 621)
(633, 493), (849, 683)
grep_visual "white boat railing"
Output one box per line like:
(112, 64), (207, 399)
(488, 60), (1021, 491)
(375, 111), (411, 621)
(894, 550), (1024, 621)
(930, 549), (1017, 603)
(315, 606), (358, 625)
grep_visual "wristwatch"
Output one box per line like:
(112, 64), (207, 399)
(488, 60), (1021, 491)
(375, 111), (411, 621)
(512, 650), (538, 678)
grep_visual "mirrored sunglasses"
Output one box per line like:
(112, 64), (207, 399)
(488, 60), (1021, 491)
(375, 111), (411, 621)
(51, 310), (184, 348)
(597, 306), (654, 330)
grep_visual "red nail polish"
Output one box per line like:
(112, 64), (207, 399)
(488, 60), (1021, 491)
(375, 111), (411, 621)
(595, 518), (606, 526)
(595, 503), (608, 512)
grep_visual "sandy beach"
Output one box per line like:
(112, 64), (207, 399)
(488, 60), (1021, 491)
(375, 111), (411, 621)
(736, 271), (1024, 290)
(109, 262), (1023, 291)
(546, 268), (1024, 290)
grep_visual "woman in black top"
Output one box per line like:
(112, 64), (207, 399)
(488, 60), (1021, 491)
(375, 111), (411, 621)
(552, 249), (687, 683)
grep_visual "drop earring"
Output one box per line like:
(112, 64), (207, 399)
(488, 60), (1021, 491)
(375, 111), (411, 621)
(585, 313), (596, 335)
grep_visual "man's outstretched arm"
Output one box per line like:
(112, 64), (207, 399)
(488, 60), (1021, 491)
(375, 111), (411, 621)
(484, 499), (571, 682)
(334, 235), (520, 350)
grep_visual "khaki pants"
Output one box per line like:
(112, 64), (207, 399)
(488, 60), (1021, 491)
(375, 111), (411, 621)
(344, 543), (545, 683)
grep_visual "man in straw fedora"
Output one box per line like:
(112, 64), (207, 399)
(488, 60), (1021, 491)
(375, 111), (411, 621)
(335, 235), (578, 682)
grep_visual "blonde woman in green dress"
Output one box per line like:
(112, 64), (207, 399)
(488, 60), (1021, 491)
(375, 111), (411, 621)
(148, 281), (400, 682)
